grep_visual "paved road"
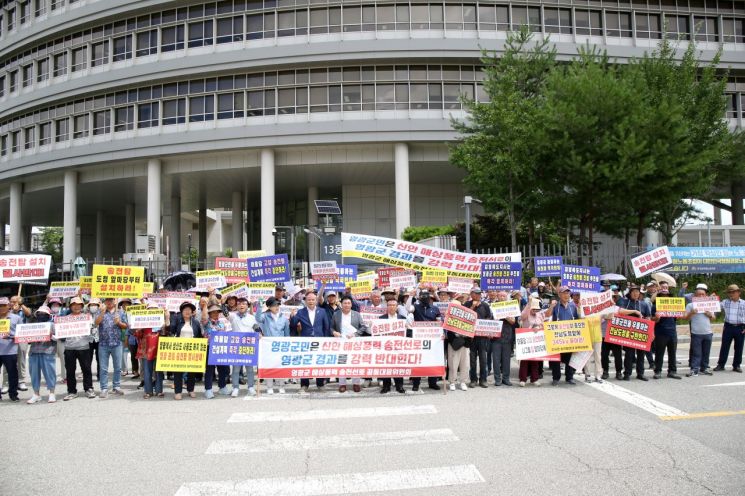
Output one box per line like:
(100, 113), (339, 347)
(2, 341), (744, 496)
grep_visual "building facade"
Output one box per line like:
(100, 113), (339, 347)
(0, 0), (743, 269)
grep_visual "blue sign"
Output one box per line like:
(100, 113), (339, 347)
(560, 265), (601, 292)
(208, 331), (259, 366)
(534, 256), (563, 277)
(247, 254), (290, 283)
(480, 262), (522, 291)
(315, 264), (358, 292)
(668, 247), (745, 274)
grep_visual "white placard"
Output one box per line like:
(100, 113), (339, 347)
(691, 296), (720, 314)
(580, 290), (614, 316)
(310, 261), (338, 277)
(631, 246), (672, 278)
(447, 277), (474, 294)
(370, 319), (407, 337)
(48, 282), (80, 299)
(410, 321), (444, 340)
(14, 322), (52, 343)
(490, 300), (522, 320)
(474, 319), (503, 338)
(388, 274), (418, 290)
(53, 314), (92, 338)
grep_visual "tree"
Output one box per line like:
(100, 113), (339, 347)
(39, 227), (63, 262)
(450, 28), (556, 252)
(402, 225), (456, 243)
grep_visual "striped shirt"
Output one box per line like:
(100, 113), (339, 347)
(722, 298), (745, 325)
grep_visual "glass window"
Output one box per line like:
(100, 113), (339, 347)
(665, 14), (690, 40)
(576, 10), (603, 36)
(9, 70), (18, 92)
(444, 83), (461, 109)
(113, 35), (133, 61)
(694, 16), (718, 42)
(217, 16), (244, 43)
(606, 11), (632, 38)
(138, 102), (160, 128)
(310, 8), (328, 34)
(478, 5), (496, 30)
(544, 8), (572, 34)
(445, 5), (463, 30)
(189, 20), (214, 47)
(396, 4), (410, 30)
(163, 98), (186, 124)
(722, 18), (745, 43)
(725, 93), (737, 118)
(114, 105), (134, 131)
(512, 7), (542, 32)
(136, 29), (158, 56)
(55, 118), (69, 141)
(411, 4), (428, 29)
(310, 86), (328, 112)
(247, 13), (264, 39)
(22, 64), (33, 87)
(39, 122), (51, 146)
(162, 25), (185, 51)
(278, 88), (295, 114)
(72, 47), (87, 72)
(37, 58), (49, 82)
(263, 12), (275, 38)
(7, 7), (15, 31)
(53, 53), (67, 77)
(92, 40), (109, 66)
(73, 114), (89, 139)
(378, 5), (395, 31)
(0, 76), (5, 98)
(376, 84), (395, 110)
(217, 92), (244, 118)
(1, 135), (7, 156)
(20, 2), (31, 24)
(24, 127), (35, 150)
(11, 131), (20, 153)
(93, 110), (110, 135)
(342, 84), (361, 111)
(247, 90), (264, 116)
(189, 95), (215, 121)
(35, 0), (46, 17)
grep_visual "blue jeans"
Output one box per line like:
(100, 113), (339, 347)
(142, 358), (163, 395)
(690, 333), (713, 372)
(232, 365), (254, 389)
(205, 364), (229, 391)
(98, 344), (123, 391)
(718, 323), (744, 369)
(29, 353), (56, 393)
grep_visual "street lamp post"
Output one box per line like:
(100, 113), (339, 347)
(187, 233), (192, 271)
(464, 196), (481, 253)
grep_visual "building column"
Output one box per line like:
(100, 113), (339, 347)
(9, 182), (22, 251)
(125, 203), (135, 253)
(307, 186), (319, 262)
(198, 186), (207, 261)
(713, 205), (722, 226)
(394, 143), (411, 237)
(21, 225), (31, 251)
(261, 148), (275, 255)
(232, 191), (243, 253)
(247, 208), (255, 249)
(63, 171), (78, 268)
(170, 178), (181, 267)
(95, 210), (104, 260)
(732, 182), (745, 226)
(147, 159), (162, 253)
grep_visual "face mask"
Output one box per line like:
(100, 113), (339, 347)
(50, 305), (61, 314)
(89, 306), (99, 313)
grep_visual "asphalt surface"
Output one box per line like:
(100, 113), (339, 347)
(2, 341), (744, 496)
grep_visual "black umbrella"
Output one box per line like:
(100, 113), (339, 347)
(162, 271), (196, 292)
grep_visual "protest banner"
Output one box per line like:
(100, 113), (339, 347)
(433, 301), (450, 315)
(410, 321), (443, 340)
(490, 300), (521, 320)
(215, 257), (250, 284)
(474, 319), (503, 338)
(569, 350), (593, 371)
(421, 269), (448, 284)
(91, 265), (145, 298)
(126, 304), (147, 314)
(655, 297), (686, 318)
(238, 250), (267, 259)
(195, 270), (227, 290)
(257, 336), (445, 379)
(78, 276), (92, 294)
(447, 276), (474, 294)
(310, 261), (338, 279)
(349, 280), (373, 300)
(14, 322), (52, 343)
(359, 306), (386, 326)
(370, 319), (407, 337)
(0, 319), (9, 335)
(604, 315), (655, 351)
(247, 254), (291, 283)
(279, 305), (300, 319)
(376, 267), (408, 288)
(442, 303), (477, 338)
(543, 320), (593, 354)
(480, 262), (522, 291)
(389, 273), (418, 290)
(53, 314), (92, 338)
(358, 270), (377, 282)
(666, 246), (745, 274)
(0, 253), (52, 282)
(342, 232), (520, 278)
(207, 331), (259, 366)
(145, 292), (197, 313)
(247, 282), (275, 301)
(692, 296), (720, 314)
(631, 246), (673, 278)
(48, 281), (80, 299)
(580, 290), (614, 317)
(155, 337), (208, 372)
(221, 282), (249, 300)
(514, 328), (560, 361)
(534, 256), (563, 277)
(128, 309), (165, 329)
(586, 315), (603, 343)
(561, 265), (601, 293)
(315, 264), (358, 292)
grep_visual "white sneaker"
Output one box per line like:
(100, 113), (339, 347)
(248, 387), (256, 396)
(204, 389), (215, 399)
(48, 394), (56, 403)
(230, 389), (239, 398)
(26, 395), (42, 404)
(460, 382), (468, 391)
(533, 380), (542, 387)
(18, 382), (28, 391)
(1, 387), (8, 394)
(266, 388), (274, 395)
(449, 383), (456, 391)
(278, 388), (286, 394)
(218, 387), (230, 395)
(519, 381), (526, 387)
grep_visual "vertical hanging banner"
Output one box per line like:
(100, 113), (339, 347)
(442, 303), (477, 338)
(480, 262), (522, 291)
(91, 265), (146, 298)
(630, 246), (673, 277)
(534, 256), (563, 278)
(247, 254), (291, 283)
(560, 265), (601, 293)
(215, 257), (250, 284)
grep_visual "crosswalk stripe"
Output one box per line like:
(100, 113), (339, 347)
(174, 464), (484, 496)
(227, 404), (437, 423)
(581, 380), (689, 418)
(702, 381), (745, 387)
(206, 428), (458, 454)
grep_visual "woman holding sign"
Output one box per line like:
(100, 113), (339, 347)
(138, 304), (169, 399)
(169, 301), (204, 400)
(26, 306), (57, 404)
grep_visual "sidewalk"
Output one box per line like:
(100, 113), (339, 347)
(676, 323), (723, 342)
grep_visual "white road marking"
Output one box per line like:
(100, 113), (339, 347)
(175, 465), (484, 496)
(206, 428), (458, 454)
(581, 380), (689, 418)
(227, 404), (438, 423)
(702, 381), (745, 387)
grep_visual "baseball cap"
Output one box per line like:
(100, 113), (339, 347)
(266, 297), (281, 307)
(558, 286), (571, 293)
(69, 297), (85, 306)
(35, 305), (51, 315)
(470, 288), (482, 294)
(325, 291), (337, 297)
(695, 283), (708, 291)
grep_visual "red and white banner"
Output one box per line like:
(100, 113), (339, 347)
(14, 322), (52, 343)
(580, 290), (614, 317)
(53, 314), (92, 338)
(0, 254), (52, 283)
(604, 314), (655, 351)
(258, 336), (445, 379)
(514, 328), (560, 362)
(442, 303), (477, 338)
(145, 292), (197, 313)
(310, 261), (338, 279)
(410, 321), (444, 340)
(631, 246), (672, 278)
(359, 306), (386, 326)
(388, 273), (417, 290)
(692, 296), (720, 314)
(214, 257), (249, 284)
(370, 319), (407, 337)
(474, 319), (503, 338)
(447, 276), (474, 294)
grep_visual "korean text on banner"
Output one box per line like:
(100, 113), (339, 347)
(666, 246), (745, 274)
(207, 331), (259, 366)
(514, 328), (560, 361)
(534, 256), (563, 277)
(376, 267), (409, 288)
(221, 282), (249, 300)
(257, 336), (445, 379)
(370, 319), (407, 337)
(569, 350), (593, 371)
(53, 314), (92, 338)
(14, 322), (52, 343)
(247, 283), (275, 302)
(0, 319), (9, 335)
(655, 297), (686, 318)
(389, 273), (417, 290)
(474, 319), (503, 338)
(279, 305), (300, 320)
(580, 290), (614, 317)
(247, 254), (291, 283)
(157, 292), (198, 313)
(692, 296), (720, 313)
(543, 320), (593, 354)
(126, 304), (147, 314)
(48, 281), (80, 299)
(490, 300), (521, 320)
(604, 314), (655, 351)
(410, 321), (443, 340)
(420, 269), (447, 284)
(359, 306), (385, 326)
(155, 337), (208, 373)
(349, 280), (373, 300)
(195, 270), (227, 289)
(310, 261), (338, 279)
(561, 265), (601, 293)
(0, 254), (52, 282)
(128, 309), (165, 329)
(215, 257), (250, 284)
(238, 250), (267, 259)
(447, 277), (474, 294)
(480, 262), (522, 291)
(442, 303), (477, 338)
(91, 265), (145, 299)
(631, 246), (673, 278)
(78, 276), (92, 294)
(342, 232), (520, 278)
(315, 264), (357, 292)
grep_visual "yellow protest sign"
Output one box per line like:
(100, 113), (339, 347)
(78, 276), (92, 289)
(421, 269), (448, 284)
(0, 319), (9, 335)
(586, 315), (603, 343)
(91, 265), (145, 299)
(126, 304), (147, 313)
(655, 297), (686, 317)
(543, 319), (593, 354)
(357, 271), (377, 281)
(143, 282), (155, 293)
(349, 280), (373, 298)
(238, 250), (267, 259)
(155, 337), (208, 373)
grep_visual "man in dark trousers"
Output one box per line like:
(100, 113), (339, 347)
(550, 286), (580, 386)
(464, 288), (492, 388)
(490, 291), (515, 387)
(290, 291), (331, 393)
(615, 284), (652, 381)
(409, 289), (442, 391)
(378, 298), (408, 394)
(651, 287), (682, 380)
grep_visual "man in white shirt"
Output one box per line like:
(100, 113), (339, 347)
(228, 296), (258, 396)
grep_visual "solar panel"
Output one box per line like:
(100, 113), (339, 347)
(314, 200), (342, 215)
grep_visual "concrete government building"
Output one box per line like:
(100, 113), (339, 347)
(0, 0), (743, 271)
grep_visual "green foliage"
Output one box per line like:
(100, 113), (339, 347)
(402, 225), (455, 243)
(39, 227), (63, 263)
(224, 247), (233, 257)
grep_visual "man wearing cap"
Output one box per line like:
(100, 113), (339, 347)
(616, 284), (652, 381)
(94, 297), (128, 398)
(465, 288), (492, 389)
(318, 289), (341, 323)
(378, 298), (408, 394)
(255, 297), (291, 394)
(684, 285), (715, 377)
(0, 297), (23, 401)
(491, 291), (515, 387)
(408, 289), (442, 391)
(62, 297), (97, 400)
(291, 292), (331, 393)
(548, 286), (581, 386)
(228, 296), (259, 396)
(715, 284), (745, 373)
(201, 304), (230, 399)
(651, 285), (682, 380)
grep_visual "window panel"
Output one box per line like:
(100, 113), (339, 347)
(217, 16), (244, 43)
(55, 118), (69, 141)
(136, 30), (158, 56)
(24, 127), (35, 150)
(73, 114), (89, 139)
(189, 95), (215, 121)
(113, 35), (133, 61)
(92, 41), (110, 66)
(162, 25), (185, 51)
(39, 122), (51, 146)
(53, 53), (67, 77)
(93, 110), (110, 135)
(138, 102), (160, 127)
(114, 105), (134, 131)
(72, 47), (87, 72)
(163, 98), (186, 124)
(22, 64), (33, 87)
(189, 20), (214, 47)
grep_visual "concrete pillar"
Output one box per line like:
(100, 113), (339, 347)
(21, 225), (31, 251)
(713, 205), (722, 226)
(394, 143), (410, 237)
(9, 182), (22, 251)
(147, 159), (162, 253)
(125, 203), (135, 253)
(198, 186), (207, 262)
(261, 148), (275, 255)
(95, 210), (104, 260)
(732, 182), (745, 226)
(248, 209), (255, 249)
(307, 186), (319, 262)
(232, 191), (243, 253)
(63, 171), (77, 268)
(170, 179), (181, 266)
